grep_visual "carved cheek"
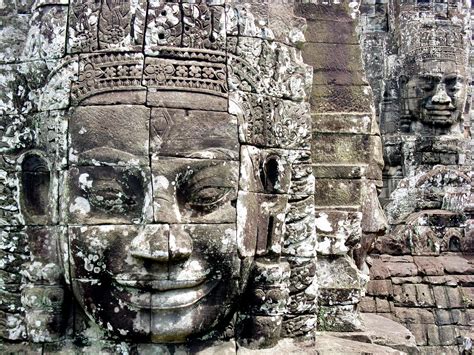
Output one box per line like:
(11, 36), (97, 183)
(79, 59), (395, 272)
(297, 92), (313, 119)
(419, 94), (433, 110)
(69, 225), (153, 279)
(450, 87), (465, 108)
(168, 224), (239, 281)
(404, 84), (421, 112)
(419, 87), (435, 107)
(405, 80), (417, 97)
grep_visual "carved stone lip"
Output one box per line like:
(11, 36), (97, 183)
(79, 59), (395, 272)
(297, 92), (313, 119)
(114, 276), (207, 291)
(422, 108), (457, 124)
(425, 109), (454, 116)
(116, 279), (220, 310)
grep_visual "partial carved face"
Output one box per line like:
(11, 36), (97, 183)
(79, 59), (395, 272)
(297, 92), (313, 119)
(58, 94), (245, 342)
(402, 71), (467, 127)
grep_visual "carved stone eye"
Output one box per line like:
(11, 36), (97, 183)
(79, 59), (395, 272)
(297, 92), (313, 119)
(176, 166), (235, 215)
(21, 154), (50, 217)
(444, 77), (457, 86)
(444, 77), (462, 93)
(187, 186), (232, 211)
(84, 170), (142, 214)
(88, 184), (134, 213)
(420, 81), (435, 92)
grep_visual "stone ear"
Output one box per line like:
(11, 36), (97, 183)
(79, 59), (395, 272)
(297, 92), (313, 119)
(260, 155), (281, 194)
(21, 153), (51, 218)
(398, 75), (411, 117)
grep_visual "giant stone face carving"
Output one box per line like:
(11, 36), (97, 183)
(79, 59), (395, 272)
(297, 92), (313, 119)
(403, 71), (467, 127)
(63, 95), (243, 342)
(398, 19), (469, 135)
(358, 2), (473, 352)
(7, 0), (316, 350)
(0, 0), (398, 349)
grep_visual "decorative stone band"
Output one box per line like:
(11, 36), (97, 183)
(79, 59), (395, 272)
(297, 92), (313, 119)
(69, 50), (312, 104)
(70, 51), (228, 104)
(71, 53), (145, 104)
(144, 57), (228, 97)
(399, 0), (467, 11)
(151, 47), (227, 63)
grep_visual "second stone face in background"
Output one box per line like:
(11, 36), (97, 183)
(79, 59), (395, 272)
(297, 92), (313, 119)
(359, 1), (473, 353)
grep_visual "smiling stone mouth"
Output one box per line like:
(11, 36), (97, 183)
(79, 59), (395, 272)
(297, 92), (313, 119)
(422, 108), (457, 123)
(426, 110), (453, 116)
(113, 277), (220, 310)
(424, 105), (455, 116)
(114, 277), (207, 291)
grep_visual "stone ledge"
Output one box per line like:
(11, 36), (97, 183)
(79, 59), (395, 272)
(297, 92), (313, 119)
(328, 313), (419, 354)
(316, 333), (407, 355)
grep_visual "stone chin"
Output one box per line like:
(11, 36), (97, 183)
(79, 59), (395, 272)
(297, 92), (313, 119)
(145, 278), (239, 343)
(148, 291), (233, 343)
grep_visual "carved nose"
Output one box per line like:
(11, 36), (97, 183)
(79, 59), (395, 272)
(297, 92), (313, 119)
(431, 84), (451, 104)
(130, 225), (193, 263)
(131, 225), (170, 262)
(169, 228), (193, 261)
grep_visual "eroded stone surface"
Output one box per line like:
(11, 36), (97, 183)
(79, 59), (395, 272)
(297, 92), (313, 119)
(1, 0), (470, 353)
(0, 0), (319, 351)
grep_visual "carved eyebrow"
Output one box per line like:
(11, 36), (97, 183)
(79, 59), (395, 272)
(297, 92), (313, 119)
(187, 163), (236, 186)
(444, 74), (463, 82)
(418, 74), (441, 81)
(186, 148), (238, 160)
(80, 147), (140, 165)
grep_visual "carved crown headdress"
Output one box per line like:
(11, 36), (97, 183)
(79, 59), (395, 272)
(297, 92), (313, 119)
(397, 0), (470, 75)
(66, 1), (312, 104)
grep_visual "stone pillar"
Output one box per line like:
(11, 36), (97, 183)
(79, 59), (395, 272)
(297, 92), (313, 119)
(296, 0), (386, 332)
